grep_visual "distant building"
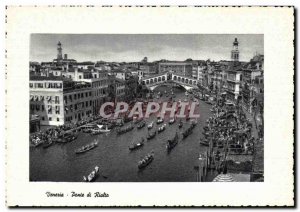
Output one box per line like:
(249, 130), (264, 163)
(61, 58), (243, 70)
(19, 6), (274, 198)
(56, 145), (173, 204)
(158, 61), (193, 77)
(231, 38), (239, 62)
(226, 68), (242, 103)
(108, 76), (126, 102)
(52, 41), (77, 65)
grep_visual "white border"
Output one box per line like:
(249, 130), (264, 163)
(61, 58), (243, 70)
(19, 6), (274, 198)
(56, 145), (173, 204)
(4, 5), (294, 207)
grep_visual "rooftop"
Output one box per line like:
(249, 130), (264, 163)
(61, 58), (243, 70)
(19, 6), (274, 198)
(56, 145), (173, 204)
(30, 75), (72, 82)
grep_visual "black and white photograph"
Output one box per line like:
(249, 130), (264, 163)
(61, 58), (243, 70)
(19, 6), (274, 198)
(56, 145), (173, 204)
(29, 34), (264, 182)
(5, 5), (294, 207)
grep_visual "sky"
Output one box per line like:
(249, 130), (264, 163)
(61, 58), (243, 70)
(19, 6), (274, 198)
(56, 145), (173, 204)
(30, 34), (263, 63)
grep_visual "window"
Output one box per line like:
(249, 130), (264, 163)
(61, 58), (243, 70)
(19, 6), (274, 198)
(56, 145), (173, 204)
(86, 101), (88, 107)
(79, 75), (82, 79)
(89, 92), (92, 96)
(81, 93), (83, 98)
(74, 94), (77, 100)
(49, 117), (52, 121)
(69, 95), (72, 102)
(55, 106), (60, 114)
(29, 83), (33, 88)
(55, 96), (60, 104)
(41, 105), (44, 111)
(57, 118), (60, 122)
(42, 117), (45, 121)
(48, 105), (52, 114)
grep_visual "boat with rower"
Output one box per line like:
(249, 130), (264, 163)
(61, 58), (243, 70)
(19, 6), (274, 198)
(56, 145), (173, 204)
(182, 125), (193, 139)
(147, 121), (154, 129)
(90, 125), (110, 135)
(43, 139), (53, 148)
(178, 120), (183, 128)
(137, 121), (146, 129)
(83, 166), (99, 182)
(166, 132), (179, 152)
(157, 117), (164, 124)
(158, 124), (166, 133)
(190, 119), (198, 128)
(75, 141), (98, 154)
(169, 118), (175, 124)
(117, 124), (134, 135)
(56, 132), (78, 143)
(199, 139), (209, 146)
(147, 130), (156, 140)
(138, 152), (154, 169)
(129, 138), (145, 151)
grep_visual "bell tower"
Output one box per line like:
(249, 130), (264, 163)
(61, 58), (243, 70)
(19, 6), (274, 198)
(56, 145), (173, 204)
(231, 38), (239, 62)
(57, 41), (63, 60)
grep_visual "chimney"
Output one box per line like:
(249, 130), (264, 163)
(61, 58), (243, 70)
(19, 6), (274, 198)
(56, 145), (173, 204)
(64, 54), (68, 60)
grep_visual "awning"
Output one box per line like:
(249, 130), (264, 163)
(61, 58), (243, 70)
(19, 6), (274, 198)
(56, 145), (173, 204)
(213, 174), (235, 182)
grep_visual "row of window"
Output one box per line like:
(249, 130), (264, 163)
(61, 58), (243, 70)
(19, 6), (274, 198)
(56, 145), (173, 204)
(95, 88), (106, 97)
(65, 111), (92, 122)
(64, 92), (92, 103)
(30, 95), (61, 103)
(41, 117), (60, 122)
(30, 104), (61, 114)
(93, 80), (107, 88)
(116, 88), (125, 95)
(65, 101), (93, 113)
(30, 82), (63, 89)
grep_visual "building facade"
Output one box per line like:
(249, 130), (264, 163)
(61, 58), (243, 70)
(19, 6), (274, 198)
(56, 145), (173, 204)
(30, 76), (93, 126)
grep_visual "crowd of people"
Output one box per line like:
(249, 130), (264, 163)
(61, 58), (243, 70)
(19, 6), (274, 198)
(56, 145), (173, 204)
(29, 115), (103, 147)
(202, 100), (256, 156)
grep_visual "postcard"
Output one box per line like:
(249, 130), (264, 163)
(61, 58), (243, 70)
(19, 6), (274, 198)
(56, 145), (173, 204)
(5, 6), (294, 207)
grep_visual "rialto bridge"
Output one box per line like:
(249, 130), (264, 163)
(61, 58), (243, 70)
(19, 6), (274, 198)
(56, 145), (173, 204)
(141, 72), (198, 91)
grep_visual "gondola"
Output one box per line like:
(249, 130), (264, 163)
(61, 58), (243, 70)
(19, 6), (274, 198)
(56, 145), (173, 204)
(147, 130), (156, 140)
(166, 132), (179, 152)
(138, 152), (154, 169)
(75, 141), (98, 154)
(178, 120), (183, 128)
(137, 121), (146, 129)
(129, 139), (144, 150)
(83, 166), (99, 182)
(157, 117), (164, 124)
(158, 124), (166, 133)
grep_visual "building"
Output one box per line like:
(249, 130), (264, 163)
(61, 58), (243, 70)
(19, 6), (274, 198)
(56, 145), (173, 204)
(158, 61), (193, 77)
(124, 75), (139, 102)
(52, 41), (77, 66)
(30, 115), (41, 133)
(226, 68), (242, 103)
(107, 76), (126, 102)
(231, 38), (240, 62)
(30, 76), (93, 126)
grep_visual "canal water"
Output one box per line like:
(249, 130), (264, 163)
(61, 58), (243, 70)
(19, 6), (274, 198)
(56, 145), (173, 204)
(30, 86), (212, 182)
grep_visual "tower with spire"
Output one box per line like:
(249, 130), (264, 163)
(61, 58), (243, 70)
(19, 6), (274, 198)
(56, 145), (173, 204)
(57, 41), (63, 61)
(231, 38), (239, 62)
